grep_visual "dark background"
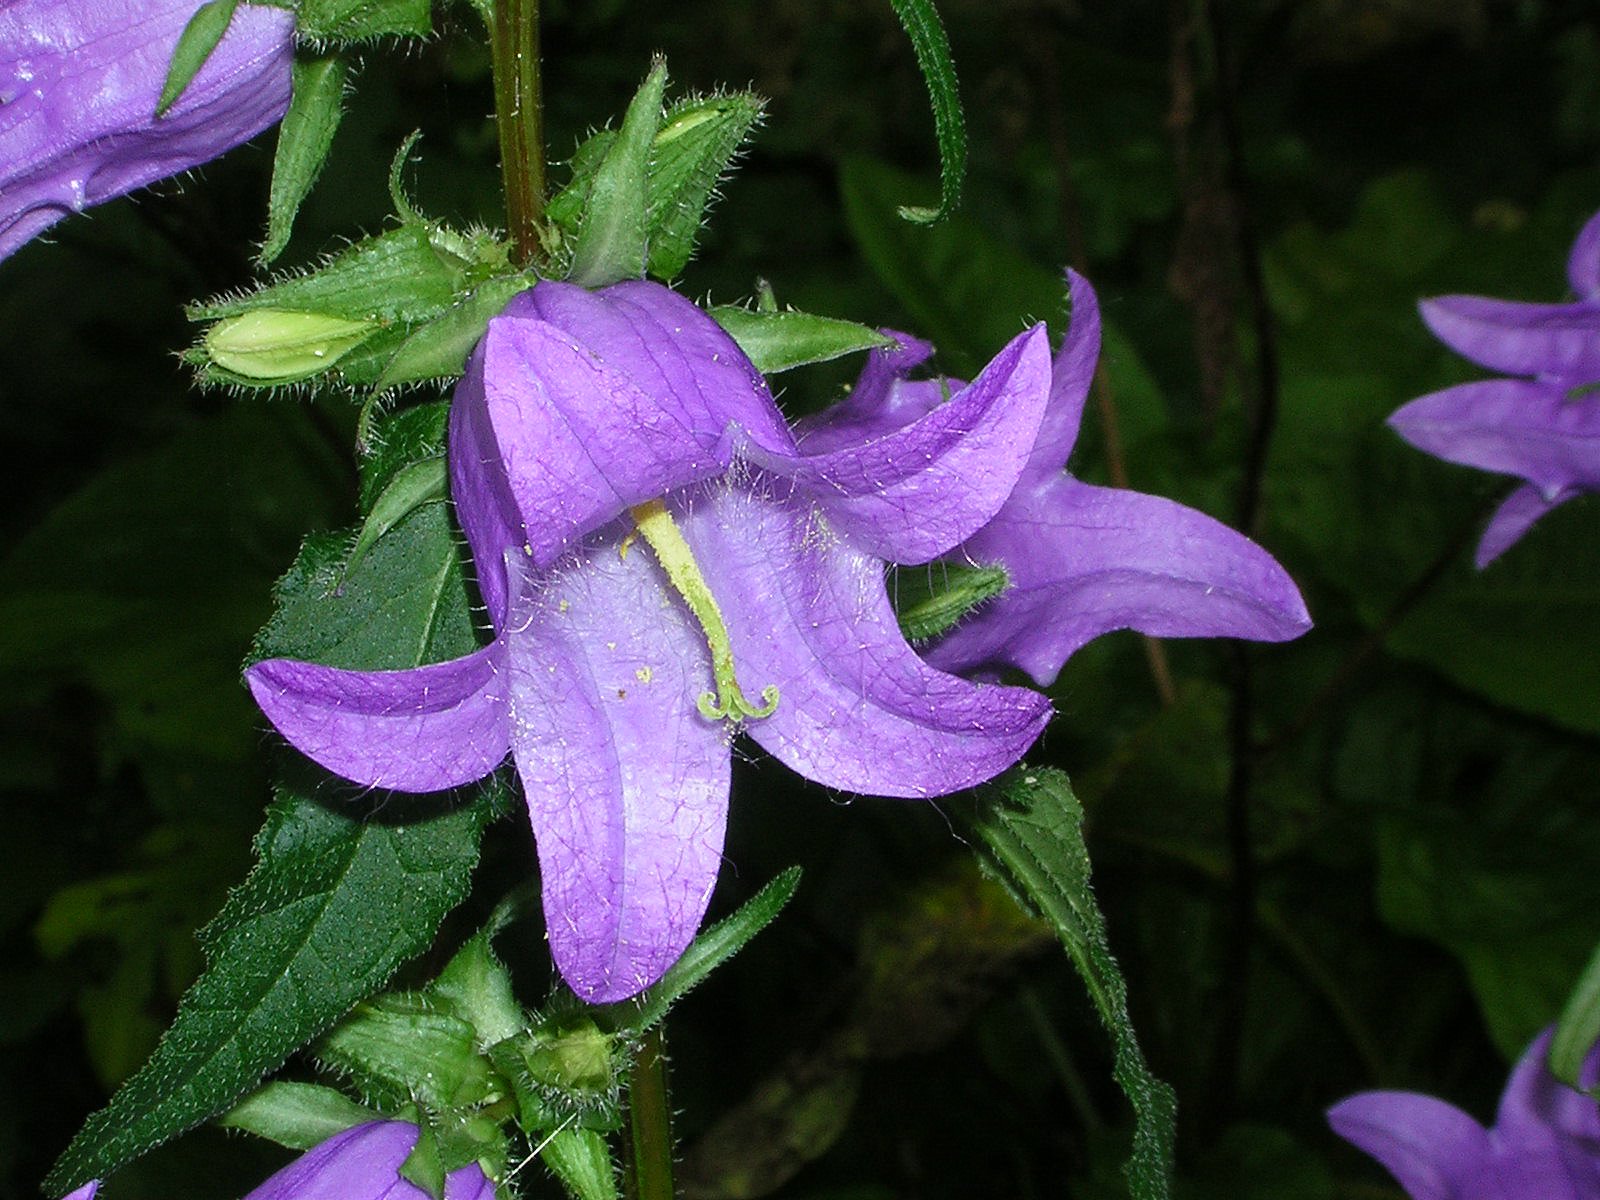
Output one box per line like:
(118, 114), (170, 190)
(3, 1), (1599, 1196)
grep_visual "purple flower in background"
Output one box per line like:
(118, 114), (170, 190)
(799, 269), (1311, 687)
(1388, 209), (1600, 567)
(1, 0), (294, 262)
(240, 1122), (495, 1200)
(1328, 1028), (1600, 1199)
(248, 279), (1054, 1003)
(54, 1122), (493, 1200)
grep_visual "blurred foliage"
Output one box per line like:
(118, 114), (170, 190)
(3, 0), (1600, 1197)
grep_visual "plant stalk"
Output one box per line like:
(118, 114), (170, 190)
(624, 1027), (676, 1200)
(490, 0), (547, 265)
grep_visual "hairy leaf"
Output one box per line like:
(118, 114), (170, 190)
(568, 59), (667, 287)
(157, 0), (239, 116)
(885, 0), (966, 223)
(295, 0), (432, 42)
(710, 306), (891, 374)
(262, 55), (349, 265)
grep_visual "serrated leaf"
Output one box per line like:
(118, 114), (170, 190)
(219, 1081), (380, 1150)
(156, 0), (239, 116)
(646, 92), (764, 279)
(709, 306), (892, 374)
(605, 868), (801, 1036)
(892, 562), (1008, 643)
(44, 774), (501, 1194)
(886, 0), (966, 223)
(295, 0), (432, 42)
(568, 59), (667, 288)
(1552, 938), (1600, 1095)
(966, 769), (1175, 1200)
(262, 55), (349, 265)
(373, 273), (536, 393)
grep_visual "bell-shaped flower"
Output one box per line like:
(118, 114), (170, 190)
(1388, 208), (1600, 566)
(247, 280), (1054, 1003)
(796, 269), (1311, 687)
(1328, 1028), (1600, 1199)
(1, 0), (294, 261)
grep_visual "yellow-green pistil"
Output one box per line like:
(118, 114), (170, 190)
(628, 499), (779, 722)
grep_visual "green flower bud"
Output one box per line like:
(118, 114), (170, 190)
(204, 309), (378, 382)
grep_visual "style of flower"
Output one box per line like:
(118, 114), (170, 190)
(799, 269), (1312, 687)
(1328, 1028), (1600, 1199)
(1387, 208), (1600, 567)
(247, 279), (1056, 1003)
(1, 0), (294, 262)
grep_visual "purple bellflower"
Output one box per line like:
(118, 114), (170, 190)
(247, 280), (1056, 1003)
(1328, 1028), (1600, 1199)
(53, 1122), (494, 1200)
(797, 269), (1312, 687)
(1388, 208), (1600, 566)
(1, 0), (294, 262)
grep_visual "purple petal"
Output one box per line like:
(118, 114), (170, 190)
(791, 331), (944, 455)
(1025, 268), (1100, 478)
(754, 325), (1052, 564)
(449, 358), (528, 629)
(1476, 484), (1577, 567)
(682, 485), (1050, 797)
(927, 477), (1311, 686)
(1, 0), (293, 261)
(517, 279), (794, 456)
(1419, 295), (1600, 379)
(1387, 379), (1600, 496)
(242, 1122), (493, 1200)
(1496, 1029), (1600, 1154)
(246, 645), (510, 793)
(1567, 210), (1600, 299)
(58, 1185), (97, 1200)
(504, 533), (730, 1003)
(1327, 1092), (1492, 1200)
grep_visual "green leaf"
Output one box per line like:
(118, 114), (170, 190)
(318, 993), (500, 1111)
(606, 867), (802, 1036)
(892, 562), (1008, 643)
(156, 0), (239, 116)
(373, 273), (536, 393)
(540, 1127), (620, 1200)
(219, 1081), (381, 1150)
(429, 930), (525, 1052)
(568, 58), (667, 287)
(295, 0), (432, 42)
(262, 55), (349, 265)
(965, 769), (1176, 1200)
(709, 306), (892, 374)
(646, 92), (765, 279)
(43, 776), (500, 1194)
(340, 455), (446, 584)
(1552, 938), (1600, 1095)
(885, 0), (966, 223)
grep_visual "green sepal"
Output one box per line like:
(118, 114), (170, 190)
(1552, 938), (1600, 1097)
(373, 272), (537, 393)
(218, 1081), (381, 1150)
(188, 223), (509, 391)
(710, 306), (893, 374)
(551, 90), (765, 283)
(357, 401), (448, 508)
(964, 768), (1176, 1200)
(645, 91), (764, 279)
(156, 0), (239, 116)
(892, 562), (1008, 643)
(317, 993), (502, 1112)
(295, 0), (432, 43)
(401, 1109), (509, 1199)
(426, 913), (527, 1051)
(603, 867), (802, 1036)
(539, 1127), (620, 1200)
(341, 455), (446, 584)
(261, 54), (349, 265)
(489, 1018), (621, 1134)
(886, 0), (966, 224)
(567, 58), (667, 287)
(203, 310), (378, 382)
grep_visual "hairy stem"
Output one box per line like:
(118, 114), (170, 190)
(490, 0), (546, 265)
(624, 1027), (675, 1200)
